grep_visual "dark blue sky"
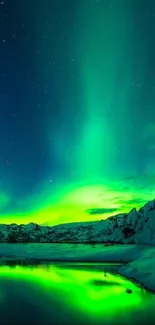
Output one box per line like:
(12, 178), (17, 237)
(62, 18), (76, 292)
(0, 0), (155, 223)
(0, 0), (75, 196)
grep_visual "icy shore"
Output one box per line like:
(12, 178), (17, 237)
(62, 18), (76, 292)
(0, 243), (154, 293)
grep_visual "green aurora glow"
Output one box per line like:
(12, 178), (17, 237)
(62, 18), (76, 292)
(0, 1), (155, 225)
(0, 180), (154, 225)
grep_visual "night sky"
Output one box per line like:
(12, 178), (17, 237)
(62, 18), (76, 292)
(0, 0), (155, 225)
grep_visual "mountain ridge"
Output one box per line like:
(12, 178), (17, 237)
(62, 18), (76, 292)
(0, 199), (154, 244)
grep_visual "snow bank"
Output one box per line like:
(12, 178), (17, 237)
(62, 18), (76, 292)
(119, 247), (155, 292)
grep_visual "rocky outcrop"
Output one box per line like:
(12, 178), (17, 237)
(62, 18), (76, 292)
(0, 199), (155, 244)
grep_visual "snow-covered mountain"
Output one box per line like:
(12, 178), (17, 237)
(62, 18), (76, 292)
(0, 199), (155, 244)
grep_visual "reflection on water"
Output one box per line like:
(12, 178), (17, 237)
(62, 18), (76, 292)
(0, 263), (154, 324)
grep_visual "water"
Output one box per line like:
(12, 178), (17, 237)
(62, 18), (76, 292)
(0, 263), (154, 325)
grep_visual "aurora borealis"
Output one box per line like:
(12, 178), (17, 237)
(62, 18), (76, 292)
(0, 0), (155, 225)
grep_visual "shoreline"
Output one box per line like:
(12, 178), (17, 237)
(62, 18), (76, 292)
(0, 243), (154, 293)
(117, 272), (155, 294)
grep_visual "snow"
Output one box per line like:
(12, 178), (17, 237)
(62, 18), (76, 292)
(0, 243), (142, 262)
(119, 247), (155, 292)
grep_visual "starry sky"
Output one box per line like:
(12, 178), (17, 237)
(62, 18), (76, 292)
(0, 0), (155, 225)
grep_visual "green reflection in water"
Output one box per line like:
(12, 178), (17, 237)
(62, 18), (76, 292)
(0, 264), (153, 324)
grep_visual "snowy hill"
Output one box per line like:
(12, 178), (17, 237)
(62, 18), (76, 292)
(0, 199), (155, 244)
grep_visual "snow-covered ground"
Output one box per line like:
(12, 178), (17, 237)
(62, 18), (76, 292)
(0, 243), (154, 293)
(119, 247), (155, 292)
(0, 243), (142, 262)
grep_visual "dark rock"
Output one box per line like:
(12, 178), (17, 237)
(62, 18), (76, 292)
(126, 289), (132, 294)
(104, 243), (115, 247)
(122, 227), (136, 238)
